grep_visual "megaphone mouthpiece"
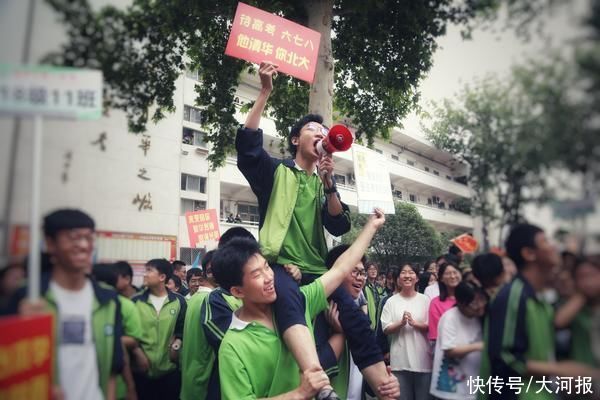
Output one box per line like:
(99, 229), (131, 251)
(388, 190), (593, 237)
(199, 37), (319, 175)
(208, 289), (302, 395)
(316, 124), (353, 155)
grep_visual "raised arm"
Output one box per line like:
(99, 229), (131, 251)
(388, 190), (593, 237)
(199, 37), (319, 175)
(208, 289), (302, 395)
(243, 62), (277, 130)
(320, 209), (385, 297)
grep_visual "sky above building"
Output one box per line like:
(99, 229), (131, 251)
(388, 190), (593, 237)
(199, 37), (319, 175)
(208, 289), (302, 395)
(403, 0), (590, 135)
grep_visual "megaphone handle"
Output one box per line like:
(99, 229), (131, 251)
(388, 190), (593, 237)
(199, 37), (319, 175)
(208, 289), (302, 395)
(318, 156), (334, 189)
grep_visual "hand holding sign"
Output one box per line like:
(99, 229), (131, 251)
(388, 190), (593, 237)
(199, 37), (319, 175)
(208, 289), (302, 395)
(258, 61), (278, 92)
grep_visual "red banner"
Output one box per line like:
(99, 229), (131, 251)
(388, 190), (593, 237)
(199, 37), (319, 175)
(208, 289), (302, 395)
(451, 233), (479, 254)
(186, 209), (220, 247)
(225, 2), (321, 83)
(0, 314), (54, 400)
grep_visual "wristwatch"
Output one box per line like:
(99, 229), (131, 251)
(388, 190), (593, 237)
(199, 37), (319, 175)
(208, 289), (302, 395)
(323, 184), (337, 195)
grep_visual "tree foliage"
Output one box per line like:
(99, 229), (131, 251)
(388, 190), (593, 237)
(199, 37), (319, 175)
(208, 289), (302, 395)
(44, 0), (508, 168)
(342, 202), (443, 269)
(424, 53), (596, 247)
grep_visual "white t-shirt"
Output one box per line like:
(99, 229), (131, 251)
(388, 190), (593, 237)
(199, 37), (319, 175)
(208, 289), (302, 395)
(50, 280), (103, 400)
(380, 292), (432, 372)
(424, 283), (440, 299)
(430, 307), (482, 400)
(149, 293), (168, 314)
(347, 353), (363, 400)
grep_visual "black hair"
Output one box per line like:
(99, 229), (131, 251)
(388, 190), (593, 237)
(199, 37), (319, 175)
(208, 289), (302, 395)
(505, 224), (544, 270)
(169, 275), (182, 289)
(325, 244), (367, 270)
(435, 255), (446, 264)
(212, 237), (262, 292)
(471, 253), (504, 289)
(444, 253), (460, 266)
(418, 271), (432, 293)
(288, 114), (324, 157)
(92, 263), (118, 288)
(186, 268), (204, 283)
(423, 260), (435, 272)
(449, 244), (462, 256)
(366, 262), (379, 272)
(392, 263), (420, 290)
(43, 209), (95, 239)
(172, 260), (186, 271)
(572, 256), (600, 279)
(455, 281), (483, 306)
(202, 250), (215, 271)
(114, 261), (133, 279)
(146, 258), (173, 282)
(438, 262), (461, 301)
(219, 227), (256, 248)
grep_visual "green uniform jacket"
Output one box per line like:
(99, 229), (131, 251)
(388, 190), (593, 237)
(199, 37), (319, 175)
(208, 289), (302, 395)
(9, 275), (124, 398)
(181, 291), (212, 400)
(363, 282), (382, 330)
(479, 275), (555, 400)
(236, 126), (351, 274)
(132, 289), (187, 378)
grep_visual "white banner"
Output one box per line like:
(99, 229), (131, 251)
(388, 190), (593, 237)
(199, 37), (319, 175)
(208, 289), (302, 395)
(352, 144), (395, 214)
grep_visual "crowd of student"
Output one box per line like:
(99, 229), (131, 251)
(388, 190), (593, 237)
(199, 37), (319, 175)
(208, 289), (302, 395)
(2, 209), (600, 400)
(2, 60), (600, 400)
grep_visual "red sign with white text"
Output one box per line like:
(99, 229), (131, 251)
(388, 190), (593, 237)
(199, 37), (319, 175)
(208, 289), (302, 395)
(0, 314), (54, 400)
(451, 234), (479, 254)
(225, 2), (321, 83)
(186, 209), (220, 248)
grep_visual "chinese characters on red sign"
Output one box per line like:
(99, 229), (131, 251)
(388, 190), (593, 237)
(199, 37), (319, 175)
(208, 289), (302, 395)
(225, 2), (321, 83)
(0, 314), (54, 400)
(186, 209), (221, 248)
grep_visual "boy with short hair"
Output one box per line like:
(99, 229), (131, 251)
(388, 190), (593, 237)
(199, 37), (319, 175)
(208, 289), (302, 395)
(217, 210), (400, 399)
(172, 260), (189, 295)
(10, 209), (124, 400)
(114, 260), (139, 298)
(181, 250), (217, 400)
(237, 61), (390, 398)
(479, 224), (600, 400)
(133, 258), (187, 400)
(185, 265), (214, 300)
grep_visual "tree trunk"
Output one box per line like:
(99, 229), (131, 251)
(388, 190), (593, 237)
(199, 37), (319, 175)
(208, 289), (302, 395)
(305, 0), (334, 126)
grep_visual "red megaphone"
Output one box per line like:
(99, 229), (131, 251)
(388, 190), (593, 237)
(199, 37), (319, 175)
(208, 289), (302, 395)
(316, 124), (353, 155)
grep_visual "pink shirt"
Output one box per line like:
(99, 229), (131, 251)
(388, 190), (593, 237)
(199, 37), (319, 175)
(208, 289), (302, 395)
(427, 296), (456, 340)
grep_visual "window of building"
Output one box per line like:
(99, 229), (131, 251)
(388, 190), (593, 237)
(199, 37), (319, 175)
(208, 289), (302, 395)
(375, 148), (383, 154)
(180, 199), (206, 215)
(424, 166), (430, 172)
(433, 170), (440, 176)
(333, 174), (346, 185)
(347, 173), (356, 186)
(394, 190), (402, 199)
(409, 194), (416, 203)
(179, 247), (205, 265)
(184, 105), (204, 124)
(182, 127), (207, 147)
(427, 198), (433, 205)
(181, 173), (206, 193)
(391, 154), (399, 161)
(237, 203), (259, 224)
(407, 160), (415, 167)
